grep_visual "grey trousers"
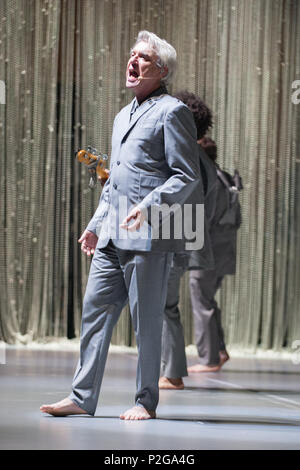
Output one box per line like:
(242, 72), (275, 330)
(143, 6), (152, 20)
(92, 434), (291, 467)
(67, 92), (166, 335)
(69, 240), (172, 415)
(161, 265), (188, 378)
(189, 269), (226, 366)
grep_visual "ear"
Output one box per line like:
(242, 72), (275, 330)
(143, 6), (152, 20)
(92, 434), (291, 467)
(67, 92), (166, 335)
(161, 66), (168, 78)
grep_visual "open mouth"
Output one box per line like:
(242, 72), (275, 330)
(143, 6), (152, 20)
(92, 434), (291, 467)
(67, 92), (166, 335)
(128, 67), (139, 81)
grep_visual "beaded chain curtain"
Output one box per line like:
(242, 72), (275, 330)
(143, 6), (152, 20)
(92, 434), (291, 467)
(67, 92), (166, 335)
(0, 0), (299, 351)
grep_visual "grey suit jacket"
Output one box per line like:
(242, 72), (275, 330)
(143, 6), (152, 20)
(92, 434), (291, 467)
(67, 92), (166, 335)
(188, 148), (218, 270)
(209, 176), (239, 275)
(87, 92), (204, 252)
(172, 146), (218, 270)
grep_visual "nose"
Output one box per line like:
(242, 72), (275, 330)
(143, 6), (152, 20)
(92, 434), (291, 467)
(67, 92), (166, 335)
(129, 54), (138, 66)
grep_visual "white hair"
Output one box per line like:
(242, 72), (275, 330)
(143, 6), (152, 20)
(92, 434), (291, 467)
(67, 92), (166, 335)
(133, 31), (177, 85)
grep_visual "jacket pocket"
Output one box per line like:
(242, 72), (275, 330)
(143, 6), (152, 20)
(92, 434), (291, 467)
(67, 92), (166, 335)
(138, 174), (166, 201)
(128, 120), (163, 141)
(139, 119), (159, 129)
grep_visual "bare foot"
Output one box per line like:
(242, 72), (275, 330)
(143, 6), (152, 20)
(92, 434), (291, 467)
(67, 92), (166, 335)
(188, 363), (221, 373)
(158, 377), (184, 390)
(219, 350), (230, 365)
(40, 398), (88, 417)
(120, 406), (156, 420)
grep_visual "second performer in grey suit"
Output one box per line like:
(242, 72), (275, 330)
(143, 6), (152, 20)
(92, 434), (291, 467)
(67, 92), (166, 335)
(188, 138), (242, 372)
(159, 92), (216, 389)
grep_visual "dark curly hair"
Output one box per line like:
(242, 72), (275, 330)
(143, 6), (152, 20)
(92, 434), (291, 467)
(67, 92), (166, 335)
(173, 90), (213, 140)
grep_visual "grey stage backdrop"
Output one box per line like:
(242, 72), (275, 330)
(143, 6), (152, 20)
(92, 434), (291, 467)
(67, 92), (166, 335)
(0, 0), (299, 351)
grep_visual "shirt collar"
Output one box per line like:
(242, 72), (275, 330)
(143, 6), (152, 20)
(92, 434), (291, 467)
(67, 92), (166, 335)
(131, 84), (168, 114)
(142, 84), (168, 103)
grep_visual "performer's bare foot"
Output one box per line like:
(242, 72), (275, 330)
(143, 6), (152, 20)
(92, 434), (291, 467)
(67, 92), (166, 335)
(40, 398), (88, 417)
(188, 350), (230, 373)
(120, 406), (156, 420)
(158, 376), (184, 390)
(219, 350), (230, 365)
(188, 363), (221, 373)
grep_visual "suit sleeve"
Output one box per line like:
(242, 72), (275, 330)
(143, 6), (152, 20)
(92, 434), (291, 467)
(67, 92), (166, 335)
(86, 176), (110, 235)
(85, 113), (120, 235)
(205, 181), (218, 225)
(138, 103), (203, 211)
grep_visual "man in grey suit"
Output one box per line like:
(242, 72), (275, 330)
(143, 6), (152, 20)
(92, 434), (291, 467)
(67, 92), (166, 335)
(160, 135), (241, 387)
(188, 137), (241, 373)
(159, 92), (217, 390)
(40, 31), (203, 420)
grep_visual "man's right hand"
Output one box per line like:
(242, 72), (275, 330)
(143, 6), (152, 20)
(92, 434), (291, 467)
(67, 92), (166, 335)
(78, 229), (98, 256)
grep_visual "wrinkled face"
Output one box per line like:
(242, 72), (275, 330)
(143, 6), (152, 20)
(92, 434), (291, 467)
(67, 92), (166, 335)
(126, 41), (164, 92)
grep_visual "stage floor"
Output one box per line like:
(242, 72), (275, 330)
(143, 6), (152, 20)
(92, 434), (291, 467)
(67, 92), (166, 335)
(1, 347), (300, 450)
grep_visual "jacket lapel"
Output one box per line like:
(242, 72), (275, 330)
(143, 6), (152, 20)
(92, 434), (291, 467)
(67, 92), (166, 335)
(120, 99), (156, 143)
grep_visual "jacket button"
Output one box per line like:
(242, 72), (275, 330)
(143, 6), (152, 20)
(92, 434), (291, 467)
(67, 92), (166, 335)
(113, 183), (118, 189)
(117, 161), (120, 165)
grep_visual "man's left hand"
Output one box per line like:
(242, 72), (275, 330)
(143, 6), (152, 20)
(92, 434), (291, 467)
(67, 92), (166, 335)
(120, 206), (146, 231)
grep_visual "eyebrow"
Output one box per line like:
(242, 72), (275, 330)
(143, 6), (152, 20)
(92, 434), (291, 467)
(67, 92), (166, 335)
(130, 49), (151, 60)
